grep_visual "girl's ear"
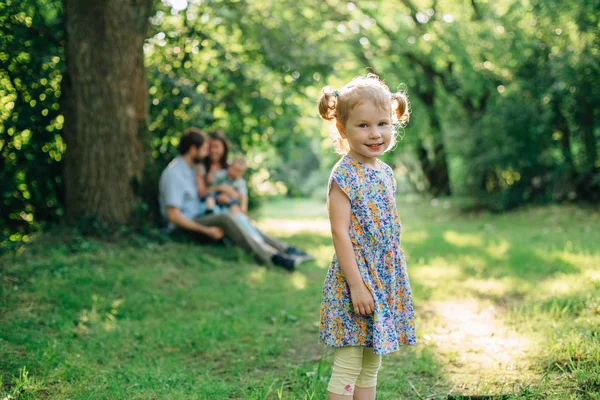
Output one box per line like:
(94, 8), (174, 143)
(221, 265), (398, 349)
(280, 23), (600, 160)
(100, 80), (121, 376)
(336, 122), (346, 138)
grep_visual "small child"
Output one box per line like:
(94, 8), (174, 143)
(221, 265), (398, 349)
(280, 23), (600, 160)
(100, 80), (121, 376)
(318, 73), (416, 399)
(204, 155), (248, 214)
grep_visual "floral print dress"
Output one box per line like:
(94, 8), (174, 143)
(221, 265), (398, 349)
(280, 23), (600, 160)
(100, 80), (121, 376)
(320, 155), (416, 355)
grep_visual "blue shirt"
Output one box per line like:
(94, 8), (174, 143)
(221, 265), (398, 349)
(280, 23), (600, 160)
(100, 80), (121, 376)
(158, 156), (206, 231)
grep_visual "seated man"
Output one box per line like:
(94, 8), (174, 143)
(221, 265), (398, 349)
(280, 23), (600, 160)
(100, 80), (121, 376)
(205, 155), (248, 214)
(159, 128), (312, 270)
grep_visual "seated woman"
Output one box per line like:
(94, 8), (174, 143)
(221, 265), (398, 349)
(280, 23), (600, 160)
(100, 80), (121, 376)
(204, 130), (230, 186)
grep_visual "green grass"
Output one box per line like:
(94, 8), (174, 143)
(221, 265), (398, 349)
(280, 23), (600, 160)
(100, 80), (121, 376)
(1, 198), (599, 399)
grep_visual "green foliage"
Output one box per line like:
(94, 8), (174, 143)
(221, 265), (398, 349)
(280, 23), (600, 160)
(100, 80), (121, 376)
(0, 0), (64, 248)
(458, 0), (600, 209)
(1, 0), (599, 247)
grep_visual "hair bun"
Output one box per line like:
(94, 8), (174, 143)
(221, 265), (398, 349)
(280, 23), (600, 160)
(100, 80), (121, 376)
(392, 92), (409, 126)
(318, 86), (337, 121)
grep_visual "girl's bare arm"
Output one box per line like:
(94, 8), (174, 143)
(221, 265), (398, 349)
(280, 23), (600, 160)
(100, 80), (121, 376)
(329, 181), (374, 315)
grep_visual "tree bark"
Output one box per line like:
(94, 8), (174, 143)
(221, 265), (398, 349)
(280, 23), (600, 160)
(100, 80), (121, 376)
(62, 0), (153, 223)
(580, 114), (597, 174)
(551, 98), (576, 178)
(413, 77), (452, 196)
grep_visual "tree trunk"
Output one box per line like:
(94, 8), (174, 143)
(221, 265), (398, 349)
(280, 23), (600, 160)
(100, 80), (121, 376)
(580, 114), (597, 174)
(577, 114), (599, 200)
(413, 81), (452, 196)
(62, 0), (152, 224)
(415, 138), (452, 196)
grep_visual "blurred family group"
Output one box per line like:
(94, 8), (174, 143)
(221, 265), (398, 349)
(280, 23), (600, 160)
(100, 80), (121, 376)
(158, 128), (313, 270)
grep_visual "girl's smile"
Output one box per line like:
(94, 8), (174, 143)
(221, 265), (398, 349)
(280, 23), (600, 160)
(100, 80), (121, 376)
(366, 143), (384, 150)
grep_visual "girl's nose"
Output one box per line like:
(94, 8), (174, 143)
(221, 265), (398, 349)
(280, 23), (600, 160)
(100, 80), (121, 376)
(369, 128), (381, 139)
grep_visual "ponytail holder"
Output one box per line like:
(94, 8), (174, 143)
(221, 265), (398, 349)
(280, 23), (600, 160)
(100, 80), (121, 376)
(333, 90), (339, 98)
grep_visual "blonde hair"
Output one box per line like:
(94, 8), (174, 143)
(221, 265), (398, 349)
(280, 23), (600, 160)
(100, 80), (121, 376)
(317, 73), (409, 154)
(231, 155), (247, 168)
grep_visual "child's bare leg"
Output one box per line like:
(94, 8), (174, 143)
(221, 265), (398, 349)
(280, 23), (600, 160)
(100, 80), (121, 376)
(352, 387), (375, 400)
(205, 196), (216, 210)
(217, 193), (231, 205)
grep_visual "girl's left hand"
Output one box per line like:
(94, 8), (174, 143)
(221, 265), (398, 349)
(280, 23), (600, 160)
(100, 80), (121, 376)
(350, 283), (375, 315)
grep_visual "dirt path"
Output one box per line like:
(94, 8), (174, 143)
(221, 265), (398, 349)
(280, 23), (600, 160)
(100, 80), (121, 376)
(420, 299), (539, 396)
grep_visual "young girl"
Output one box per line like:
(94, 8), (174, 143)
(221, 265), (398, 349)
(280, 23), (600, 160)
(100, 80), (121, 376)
(318, 73), (416, 399)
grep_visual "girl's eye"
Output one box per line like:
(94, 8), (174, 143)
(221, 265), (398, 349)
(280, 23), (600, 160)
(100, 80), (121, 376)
(378, 122), (389, 126)
(359, 124), (368, 128)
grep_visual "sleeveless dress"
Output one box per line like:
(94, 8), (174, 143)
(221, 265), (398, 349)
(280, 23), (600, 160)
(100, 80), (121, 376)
(319, 155), (416, 355)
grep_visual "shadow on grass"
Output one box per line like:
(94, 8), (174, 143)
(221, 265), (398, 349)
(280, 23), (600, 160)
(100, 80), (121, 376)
(407, 229), (581, 282)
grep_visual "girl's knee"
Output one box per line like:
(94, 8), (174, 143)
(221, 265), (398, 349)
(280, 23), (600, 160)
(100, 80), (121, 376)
(355, 349), (382, 389)
(328, 347), (364, 396)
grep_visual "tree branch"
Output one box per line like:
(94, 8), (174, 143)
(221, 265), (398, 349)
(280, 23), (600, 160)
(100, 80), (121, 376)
(10, 19), (64, 47)
(398, 0), (421, 26)
(471, 0), (482, 21)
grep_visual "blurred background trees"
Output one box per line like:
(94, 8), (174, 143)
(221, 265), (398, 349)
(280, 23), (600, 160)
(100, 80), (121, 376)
(1, 0), (598, 247)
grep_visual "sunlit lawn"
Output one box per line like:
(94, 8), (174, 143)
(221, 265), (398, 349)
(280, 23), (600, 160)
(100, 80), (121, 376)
(1, 198), (599, 399)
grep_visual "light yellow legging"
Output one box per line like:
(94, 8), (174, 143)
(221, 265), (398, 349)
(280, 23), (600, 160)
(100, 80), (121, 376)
(328, 347), (382, 396)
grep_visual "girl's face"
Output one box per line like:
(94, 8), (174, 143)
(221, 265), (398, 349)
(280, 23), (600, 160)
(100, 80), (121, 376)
(209, 139), (225, 162)
(337, 101), (392, 165)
